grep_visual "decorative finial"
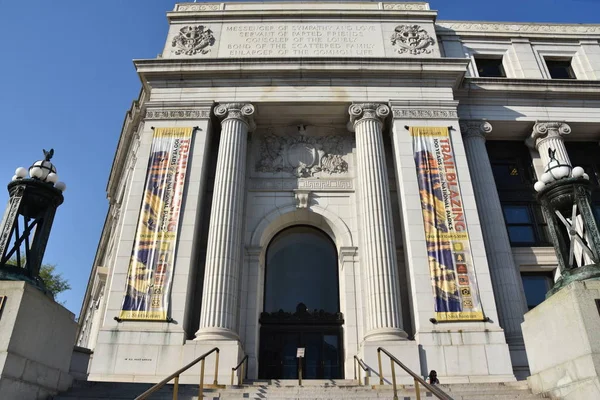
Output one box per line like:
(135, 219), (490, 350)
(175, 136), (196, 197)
(43, 149), (54, 162)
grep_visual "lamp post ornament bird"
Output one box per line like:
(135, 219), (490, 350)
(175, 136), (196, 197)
(0, 149), (66, 294)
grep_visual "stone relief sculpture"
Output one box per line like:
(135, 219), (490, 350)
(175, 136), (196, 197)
(390, 24), (435, 55)
(171, 25), (216, 55)
(256, 133), (351, 178)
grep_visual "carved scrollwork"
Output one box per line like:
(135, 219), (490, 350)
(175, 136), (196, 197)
(176, 4), (220, 12)
(460, 120), (493, 140)
(171, 25), (216, 56)
(383, 3), (429, 10)
(392, 108), (458, 119)
(390, 24), (435, 55)
(256, 133), (351, 178)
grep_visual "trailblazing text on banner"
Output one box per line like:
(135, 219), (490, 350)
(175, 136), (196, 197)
(120, 127), (193, 320)
(411, 127), (485, 321)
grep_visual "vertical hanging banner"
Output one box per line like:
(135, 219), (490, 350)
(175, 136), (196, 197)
(411, 127), (485, 322)
(120, 127), (193, 320)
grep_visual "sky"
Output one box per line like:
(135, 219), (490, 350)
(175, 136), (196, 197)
(0, 0), (599, 315)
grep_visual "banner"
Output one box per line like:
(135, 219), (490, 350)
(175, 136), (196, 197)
(411, 127), (485, 322)
(120, 127), (193, 320)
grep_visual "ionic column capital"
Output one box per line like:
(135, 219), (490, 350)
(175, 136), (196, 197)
(347, 103), (390, 132)
(214, 103), (256, 131)
(460, 120), (493, 141)
(527, 121), (571, 149)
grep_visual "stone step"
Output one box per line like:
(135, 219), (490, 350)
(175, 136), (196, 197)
(53, 381), (545, 400)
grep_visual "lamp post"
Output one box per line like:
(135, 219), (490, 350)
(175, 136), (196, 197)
(0, 149), (66, 294)
(534, 148), (600, 296)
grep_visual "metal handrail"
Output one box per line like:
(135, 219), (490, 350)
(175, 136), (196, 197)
(231, 355), (249, 386)
(353, 356), (370, 386)
(377, 347), (453, 400)
(135, 347), (220, 400)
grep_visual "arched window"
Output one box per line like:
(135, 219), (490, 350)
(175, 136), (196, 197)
(264, 226), (339, 313)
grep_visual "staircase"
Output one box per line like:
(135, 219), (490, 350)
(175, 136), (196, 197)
(54, 379), (546, 399)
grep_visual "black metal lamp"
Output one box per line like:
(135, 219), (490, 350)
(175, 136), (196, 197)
(534, 148), (600, 296)
(0, 149), (66, 294)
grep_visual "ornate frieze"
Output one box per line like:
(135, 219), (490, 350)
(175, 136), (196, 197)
(383, 3), (429, 10)
(390, 25), (435, 55)
(437, 22), (600, 35)
(145, 109), (211, 120)
(248, 178), (354, 192)
(171, 25), (216, 56)
(256, 134), (351, 178)
(392, 108), (458, 119)
(176, 4), (220, 12)
(460, 120), (493, 140)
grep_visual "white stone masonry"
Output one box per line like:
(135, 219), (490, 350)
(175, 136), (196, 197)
(196, 103), (255, 340)
(460, 120), (529, 344)
(348, 103), (406, 341)
(528, 122), (572, 167)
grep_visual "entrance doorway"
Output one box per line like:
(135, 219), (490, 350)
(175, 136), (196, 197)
(258, 226), (343, 379)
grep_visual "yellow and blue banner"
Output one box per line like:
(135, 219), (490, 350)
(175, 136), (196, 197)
(412, 127), (485, 322)
(120, 127), (193, 321)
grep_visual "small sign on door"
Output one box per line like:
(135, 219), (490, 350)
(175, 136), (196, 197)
(296, 348), (305, 358)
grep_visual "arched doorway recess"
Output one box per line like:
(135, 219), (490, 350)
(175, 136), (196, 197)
(258, 225), (344, 379)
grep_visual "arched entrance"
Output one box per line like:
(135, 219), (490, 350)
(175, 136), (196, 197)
(258, 226), (344, 379)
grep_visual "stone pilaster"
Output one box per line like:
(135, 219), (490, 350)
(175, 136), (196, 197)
(460, 120), (529, 349)
(527, 122), (572, 167)
(196, 103), (255, 340)
(348, 103), (406, 341)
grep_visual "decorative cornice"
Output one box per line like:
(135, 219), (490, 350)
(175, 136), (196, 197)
(214, 103), (256, 131)
(176, 3), (220, 12)
(383, 3), (430, 11)
(145, 109), (211, 120)
(460, 120), (493, 141)
(348, 103), (390, 131)
(437, 21), (600, 36)
(392, 108), (458, 119)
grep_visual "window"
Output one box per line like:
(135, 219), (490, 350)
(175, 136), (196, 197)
(488, 141), (550, 246)
(545, 58), (576, 79)
(474, 56), (506, 78)
(521, 272), (554, 310)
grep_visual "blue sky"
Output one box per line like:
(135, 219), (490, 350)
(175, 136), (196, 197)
(0, 0), (598, 315)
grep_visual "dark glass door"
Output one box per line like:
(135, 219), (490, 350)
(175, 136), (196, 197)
(258, 328), (343, 379)
(259, 226), (344, 379)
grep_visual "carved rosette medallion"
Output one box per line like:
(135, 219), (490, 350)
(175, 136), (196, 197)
(256, 134), (351, 178)
(390, 24), (435, 55)
(172, 25), (216, 56)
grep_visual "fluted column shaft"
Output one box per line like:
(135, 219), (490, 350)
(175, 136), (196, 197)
(461, 121), (528, 343)
(196, 103), (255, 340)
(528, 122), (572, 167)
(349, 103), (406, 341)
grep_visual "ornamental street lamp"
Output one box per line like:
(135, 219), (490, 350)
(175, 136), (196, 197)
(534, 148), (600, 296)
(0, 149), (66, 294)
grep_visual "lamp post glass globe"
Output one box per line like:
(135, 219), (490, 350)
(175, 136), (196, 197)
(46, 173), (59, 184)
(572, 166), (585, 179)
(54, 181), (67, 192)
(29, 166), (43, 179)
(15, 167), (27, 179)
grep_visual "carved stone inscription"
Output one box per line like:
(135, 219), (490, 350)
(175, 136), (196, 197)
(218, 22), (384, 57)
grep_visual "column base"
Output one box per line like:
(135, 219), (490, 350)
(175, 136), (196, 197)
(363, 327), (408, 342)
(195, 327), (240, 341)
(360, 340), (419, 385)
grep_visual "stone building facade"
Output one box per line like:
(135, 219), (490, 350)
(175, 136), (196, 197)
(76, 1), (600, 384)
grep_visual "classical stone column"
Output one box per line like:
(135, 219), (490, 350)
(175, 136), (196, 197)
(460, 120), (529, 347)
(527, 122), (572, 167)
(196, 103), (255, 340)
(348, 103), (406, 341)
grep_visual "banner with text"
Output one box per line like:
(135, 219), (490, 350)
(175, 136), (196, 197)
(120, 127), (193, 321)
(411, 127), (485, 322)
